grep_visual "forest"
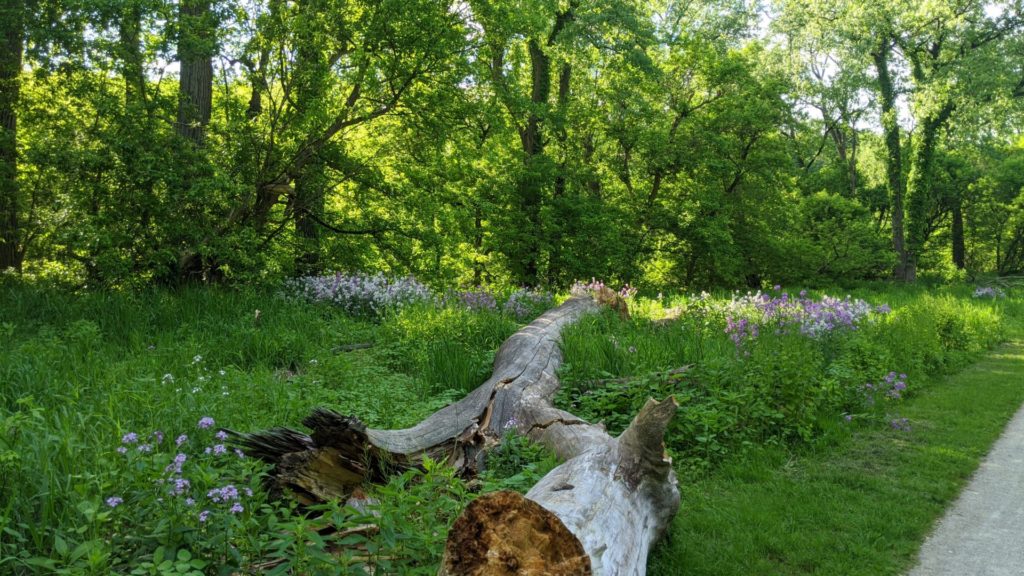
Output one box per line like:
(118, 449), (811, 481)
(1, 0), (1022, 289)
(3, 1), (1024, 575)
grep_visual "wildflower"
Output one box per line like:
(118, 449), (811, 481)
(175, 434), (188, 446)
(218, 369), (226, 376)
(121, 432), (138, 444)
(215, 430), (228, 441)
(191, 387), (201, 393)
(628, 346), (637, 354)
(169, 478), (191, 496)
(309, 358), (319, 366)
(234, 449), (245, 459)
(890, 418), (911, 432)
(185, 498), (195, 506)
(213, 444), (226, 455)
(230, 503), (244, 514)
(199, 510), (210, 523)
(166, 453), (187, 474)
(116, 446), (128, 455)
(162, 373), (174, 383)
(197, 417), (215, 429)
(106, 496), (123, 508)
(843, 414), (853, 422)
(244, 487), (253, 497)
(193, 355), (203, 364)
(137, 443), (152, 453)
(151, 430), (164, 444)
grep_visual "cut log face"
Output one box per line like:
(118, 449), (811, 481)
(232, 293), (681, 575)
(441, 491), (592, 576)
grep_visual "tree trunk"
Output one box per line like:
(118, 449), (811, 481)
(293, 159), (325, 276)
(0, 0), (23, 272)
(233, 292), (679, 574)
(952, 197), (965, 270)
(872, 40), (907, 280)
(176, 0), (214, 144)
(291, 0), (330, 275)
(905, 101), (954, 280)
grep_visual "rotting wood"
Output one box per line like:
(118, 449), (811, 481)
(232, 289), (679, 574)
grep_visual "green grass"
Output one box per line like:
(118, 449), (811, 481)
(0, 285), (514, 573)
(1, 282), (1021, 574)
(649, 321), (1024, 575)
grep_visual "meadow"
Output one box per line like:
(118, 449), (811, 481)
(0, 278), (1020, 574)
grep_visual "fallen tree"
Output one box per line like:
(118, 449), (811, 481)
(233, 291), (681, 574)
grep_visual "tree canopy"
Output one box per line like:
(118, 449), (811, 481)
(2, 0), (1023, 288)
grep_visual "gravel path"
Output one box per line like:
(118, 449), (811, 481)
(908, 346), (1024, 576)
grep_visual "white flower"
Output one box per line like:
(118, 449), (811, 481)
(192, 355), (203, 364)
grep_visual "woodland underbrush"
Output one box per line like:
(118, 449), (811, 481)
(0, 279), (1016, 574)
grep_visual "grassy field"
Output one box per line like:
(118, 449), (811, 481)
(649, 334), (1024, 575)
(0, 280), (1020, 574)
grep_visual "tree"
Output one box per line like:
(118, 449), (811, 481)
(0, 0), (24, 272)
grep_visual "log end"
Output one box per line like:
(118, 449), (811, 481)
(441, 491), (592, 576)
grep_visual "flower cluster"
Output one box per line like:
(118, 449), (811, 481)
(285, 272), (434, 318)
(973, 286), (1006, 299)
(864, 371), (908, 403)
(570, 278), (637, 299)
(107, 416), (254, 526)
(890, 417), (911, 432)
(503, 288), (555, 321)
(445, 289), (498, 312)
(721, 288), (888, 345)
(724, 316), (759, 347)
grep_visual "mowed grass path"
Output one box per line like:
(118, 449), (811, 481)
(649, 336), (1024, 575)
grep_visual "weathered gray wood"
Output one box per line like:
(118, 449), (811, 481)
(233, 296), (602, 500)
(234, 291), (680, 574)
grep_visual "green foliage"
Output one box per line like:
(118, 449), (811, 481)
(479, 433), (561, 494)
(557, 289), (1008, 473)
(8, 0), (1022, 288)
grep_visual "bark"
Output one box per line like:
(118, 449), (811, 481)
(233, 291), (679, 574)
(291, 0), (331, 274)
(952, 197), (965, 270)
(176, 0), (214, 144)
(294, 159), (325, 275)
(904, 101), (955, 280)
(872, 40), (907, 280)
(441, 397), (679, 575)
(0, 0), (23, 272)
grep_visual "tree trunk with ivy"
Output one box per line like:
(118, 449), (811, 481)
(234, 290), (680, 575)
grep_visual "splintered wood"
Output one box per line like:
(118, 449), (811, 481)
(233, 292), (680, 575)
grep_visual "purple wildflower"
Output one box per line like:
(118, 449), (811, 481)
(106, 496), (123, 508)
(137, 443), (152, 453)
(121, 432), (138, 444)
(175, 434), (188, 446)
(199, 510), (210, 523)
(214, 430), (228, 441)
(229, 503), (244, 514)
(116, 446), (128, 455)
(213, 444), (226, 455)
(169, 478), (191, 496)
(197, 417), (215, 429)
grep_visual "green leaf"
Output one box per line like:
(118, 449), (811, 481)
(53, 534), (69, 557)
